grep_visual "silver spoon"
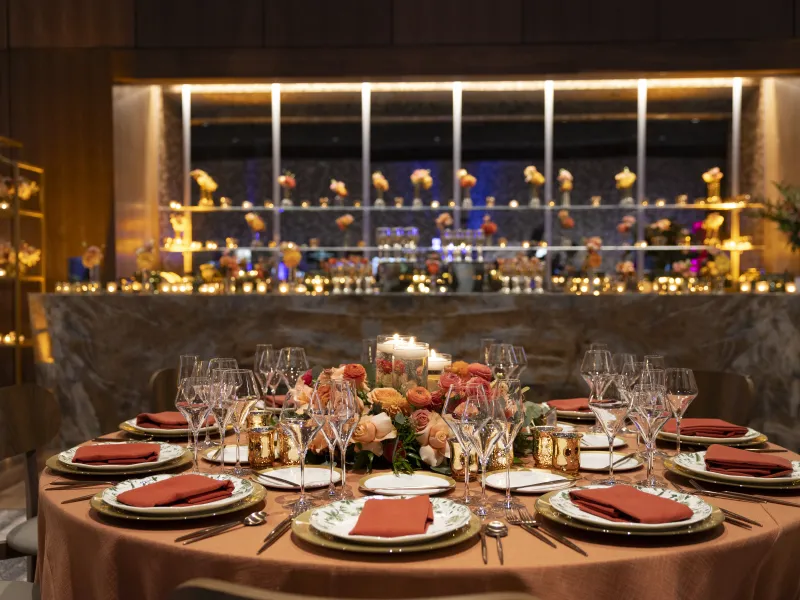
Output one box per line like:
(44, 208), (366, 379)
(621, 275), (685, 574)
(183, 511), (267, 545)
(486, 521), (508, 565)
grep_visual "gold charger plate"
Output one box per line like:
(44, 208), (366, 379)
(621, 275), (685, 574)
(664, 458), (800, 491)
(535, 491), (725, 536)
(45, 450), (192, 477)
(292, 509), (481, 554)
(89, 481), (267, 522)
(358, 471), (456, 495)
(658, 432), (769, 448)
(119, 421), (231, 439)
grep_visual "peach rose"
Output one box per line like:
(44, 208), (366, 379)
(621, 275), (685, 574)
(309, 427), (330, 454)
(315, 384), (331, 406)
(353, 413), (397, 456)
(352, 419), (378, 444)
(407, 386), (432, 409)
(439, 371), (462, 392)
(448, 361), (470, 380)
(410, 409), (432, 434)
(428, 421), (450, 450)
(343, 364), (366, 385)
(367, 387), (411, 417)
(467, 363), (493, 382)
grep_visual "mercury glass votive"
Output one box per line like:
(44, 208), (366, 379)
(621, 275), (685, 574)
(551, 431), (583, 475)
(248, 426), (276, 469)
(532, 426), (560, 468)
(392, 341), (429, 393)
(375, 334), (410, 387)
(448, 440), (478, 482)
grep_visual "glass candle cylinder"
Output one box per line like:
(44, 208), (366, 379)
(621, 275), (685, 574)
(532, 426), (560, 468)
(392, 342), (429, 393)
(375, 334), (410, 388)
(551, 431), (583, 475)
(426, 351), (452, 392)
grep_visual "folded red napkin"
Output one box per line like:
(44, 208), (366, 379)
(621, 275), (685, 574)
(116, 475), (234, 508)
(663, 418), (749, 438)
(349, 496), (434, 537)
(569, 486), (694, 524)
(135, 411), (215, 430)
(705, 444), (793, 478)
(547, 398), (590, 412)
(73, 443), (161, 465)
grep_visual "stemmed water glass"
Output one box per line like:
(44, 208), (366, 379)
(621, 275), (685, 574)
(176, 376), (212, 473)
(665, 368), (698, 453)
(178, 355), (199, 449)
(512, 347), (528, 378)
(480, 338), (496, 364)
(644, 355), (666, 370)
(443, 383), (474, 506)
(254, 345), (275, 404)
(487, 344), (518, 380)
(209, 368), (235, 467)
(580, 350), (611, 433)
(629, 385), (672, 487)
(223, 369), (260, 476)
(203, 358), (237, 447)
(277, 347), (309, 390)
(463, 383), (504, 517)
(329, 380), (358, 499)
(492, 379), (525, 510)
(589, 342), (609, 352)
(588, 373), (630, 485)
(279, 389), (325, 511)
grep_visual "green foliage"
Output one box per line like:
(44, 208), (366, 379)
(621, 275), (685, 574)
(353, 448), (375, 473)
(391, 412), (422, 475)
(761, 182), (800, 252)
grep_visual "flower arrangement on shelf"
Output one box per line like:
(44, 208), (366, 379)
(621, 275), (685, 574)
(671, 260), (692, 277)
(481, 215), (498, 241)
(557, 169), (573, 206)
(557, 209), (574, 229)
(457, 169), (477, 207)
(616, 260), (635, 277)
(616, 215), (636, 235)
(435, 212), (453, 236)
(189, 169), (218, 207)
(0, 241), (14, 274)
(245, 212), (266, 247)
(371, 171), (389, 207)
(760, 183), (800, 252)
(702, 212), (724, 246)
(410, 169), (433, 205)
(0, 177), (40, 202)
(524, 165), (545, 207)
(615, 167), (637, 207)
(702, 167), (724, 200)
(330, 179), (348, 205)
(218, 250), (240, 277)
(81, 244), (104, 282)
(583, 237), (603, 272)
(277, 171), (297, 207)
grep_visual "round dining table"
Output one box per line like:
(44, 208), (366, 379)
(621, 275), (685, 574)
(36, 430), (800, 600)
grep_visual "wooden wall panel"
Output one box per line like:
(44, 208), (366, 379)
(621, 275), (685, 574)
(0, 52), (9, 136)
(263, 0), (391, 47)
(0, 0), (7, 49)
(136, 0), (263, 48)
(659, 0), (795, 40)
(9, 0), (134, 48)
(394, 0), (522, 46)
(9, 50), (115, 285)
(523, 0), (658, 43)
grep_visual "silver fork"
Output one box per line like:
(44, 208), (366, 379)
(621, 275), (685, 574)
(504, 507), (556, 549)
(516, 506), (589, 556)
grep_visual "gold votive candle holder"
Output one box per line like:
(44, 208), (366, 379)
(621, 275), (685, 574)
(488, 441), (513, 471)
(448, 440), (478, 482)
(248, 426), (276, 470)
(247, 409), (278, 429)
(276, 428), (301, 466)
(551, 431), (583, 475)
(532, 426), (560, 468)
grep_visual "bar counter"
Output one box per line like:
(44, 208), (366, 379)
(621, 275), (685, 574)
(29, 293), (800, 450)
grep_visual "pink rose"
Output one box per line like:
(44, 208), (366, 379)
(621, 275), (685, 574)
(467, 363), (493, 382)
(301, 370), (313, 386)
(465, 376), (491, 397)
(429, 389), (444, 409)
(410, 409), (432, 433)
(438, 371), (462, 393)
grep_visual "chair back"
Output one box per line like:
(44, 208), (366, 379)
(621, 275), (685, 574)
(170, 580), (539, 600)
(149, 368), (177, 413)
(0, 384), (61, 518)
(683, 370), (756, 424)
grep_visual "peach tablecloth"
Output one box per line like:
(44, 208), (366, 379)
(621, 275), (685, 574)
(36, 434), (800, 600)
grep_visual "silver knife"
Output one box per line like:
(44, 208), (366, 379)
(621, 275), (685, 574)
(257, 514), (294, 554)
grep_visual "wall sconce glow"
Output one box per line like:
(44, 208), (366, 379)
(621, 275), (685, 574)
(786, 282), (796, 294)
(755, 281), (770, 294)
(106, 282), (117, 293)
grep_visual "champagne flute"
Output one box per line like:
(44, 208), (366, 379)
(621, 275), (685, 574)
(277, 347), (309, 390)
(224, 369), (260, 476)
(279, 388), (325, 511)
(580, 350), (611, 434)
(202, 358), (237, 448)
(512, 346), (528, 378)
(176, 376), (211, 473)
(665, 368), (698, 453)
(487, 343), (518, 380)
(492, 379), (525, 510)
(629, 385), (671, 488)
(178, 355), (199, 449)
(209, 368), (234, 466)
(588, 374), (630, 485)
(329, 380), (358, 499)
(443, 382), (474, 506)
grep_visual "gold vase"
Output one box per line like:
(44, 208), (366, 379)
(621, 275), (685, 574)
(448, 440), (478, 482)
(706, 181), (721, 200)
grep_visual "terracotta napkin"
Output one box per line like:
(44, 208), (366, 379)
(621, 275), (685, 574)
(135, 411), (215, 430)
(73, 443), (161, 465)
(116, 474), (234, 508)
(349, 496), (434, 537)
(569, 486), (694, 524)
(547, 398), (590, 412)
(663, 418), (749, 438)
(705, 444), (793, 478)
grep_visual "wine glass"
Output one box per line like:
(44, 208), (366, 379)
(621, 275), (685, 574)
(589, 374), (630, 485)
(479, 338), (496, 364)
(209, 368), (235, 467)
(644, 355), (666, 370)
(512, 346), (528, 378)
(443, 382), (475, 506)
(176, 376), (212, 473)
(580, 350), (611, 433)
(629, 385), (671, 488)
(279, 388), (325, 511)
(193, 360), (211, 377)
(223, 369), (260, 476)
(665, 368), (698, 453)
(589, 342), (609, 352)
(329, 380), (358, 499)
(277, 347), (309, 390)
(487, 344), (518, 380)
(640, 367), (666, 388)
(178, 355), (199, 449)
(202, 358), (237, 448)
(492, 379), (525, 510)
(612, 353), (635, 375)
(254, 345), (275, 404)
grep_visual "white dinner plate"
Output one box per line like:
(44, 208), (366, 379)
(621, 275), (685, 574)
(309, 496), (472, 545)
(658, 427), (762, 445)
(484, 468), (577, 494)
(672, 451), (800, 484)
(541, 403), (595, 421)
(123, 417), (216, 436)
(255, 465), (341, 490)
(102, 474), (252, 515)
(580, 451), (643, 472)
(580, 434), (626, 450)
(556, 423), (576, 432)
(58, 442), (184, 472)
(202, 445), (249, 465)
(549, 485), (713, 531)
(359, 472), (455, 496)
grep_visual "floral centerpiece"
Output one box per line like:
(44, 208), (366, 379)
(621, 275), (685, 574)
(435, 212), (453, 236)
(760, 183), (800, 252)
(190, 169), (217, 207)
(557, 169), (573, 206)
(410, 169), (433, 207)
(280, 242), (302, 283)
(457, 169), (477, 209)
(330, 179), (348, 206)
(583, 236), (602, 274)
(558, 209), (574, 229)
(372, 171), (389, 208)
(524, 165), (545, 207)
(702, 167), (724, 200)
(81, 244), (104, 282)
(244, 212), (266, 247)
(481, 215), (497, 244)
(615, 167), (637, 206)
(335, 214), (355, 247)
(278, 171), (297, 206)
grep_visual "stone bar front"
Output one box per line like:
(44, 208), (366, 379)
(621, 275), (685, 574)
(29, 293), (800, 450)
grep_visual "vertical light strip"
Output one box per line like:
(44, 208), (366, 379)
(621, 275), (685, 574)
(452, 82), (462, 222)
(361, 82), (371, 255)
(181, 85), (192, 274)
(636, 79), (647, 281)
(543, 81), (554, 289)
(271, 84), (281, 243)
(731, 77), (742, 198)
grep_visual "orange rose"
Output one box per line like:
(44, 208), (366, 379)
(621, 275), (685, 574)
(352, 419), (378, 444)
(309, 427), (330, 454)
(343, 364), (366, 385)
(428, 421), (450, 450)
(406, 386), (432, 409)
(467, 363), (493, 382)
(449, 361), (470, 380)
(315, 384), (331, 406)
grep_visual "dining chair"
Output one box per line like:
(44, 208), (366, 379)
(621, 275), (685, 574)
(149, 367), (178, 413)
(683, 370), (756, 425)
(170, 579), (540, 600)
(0, 383), (61, 584)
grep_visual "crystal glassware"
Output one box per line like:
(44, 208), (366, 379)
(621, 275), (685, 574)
(375, 334), (410, 387)
(629, 386), (672, 487)
(279, 388), (325, 511)
(176, 376), (212, 473)
(443, 382), (474, 506)
(479, 338), (496, 364)
(492, 379), (525, 510)
(223, 369), (260, 476)
(665, 368), (698, 453)
(589, 343), (609, 352)
(255, 346), (275, 404)
(329, 380), (358, 499)
(644, 354), (666, 370)
(487, 343), (518, 380)
(205, 358), (238, 447)
(392, 341), (428, 392)
(276, 347), (309, 390)
(178, 355), (199, 449)
(580, 350), (611, 434)
(209, 367), (235, 467)
(512, 346), (528, 378)
(588, 374), (630, 485)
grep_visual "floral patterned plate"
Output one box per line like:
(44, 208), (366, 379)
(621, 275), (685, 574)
(309, 496), (472, 545)
(658, 428), (767, 447)
(672, 451), (800, 484)
(120, 418), (219, 437)
(101, 473), (253, 515)
(548, 485), (713, 531)
(58, 442), (184, 472)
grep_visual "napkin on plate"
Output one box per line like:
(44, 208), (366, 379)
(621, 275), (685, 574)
(349, 496), (434, 537)
(663, 418), (749, 438)
(547, 398), (590, 412)
(569, 486), (694, 524)
(116, 474), (234, 508)
(135, 411), (215, 430)
(704, 444), (793, 478)
(73, 443), (161, 465)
